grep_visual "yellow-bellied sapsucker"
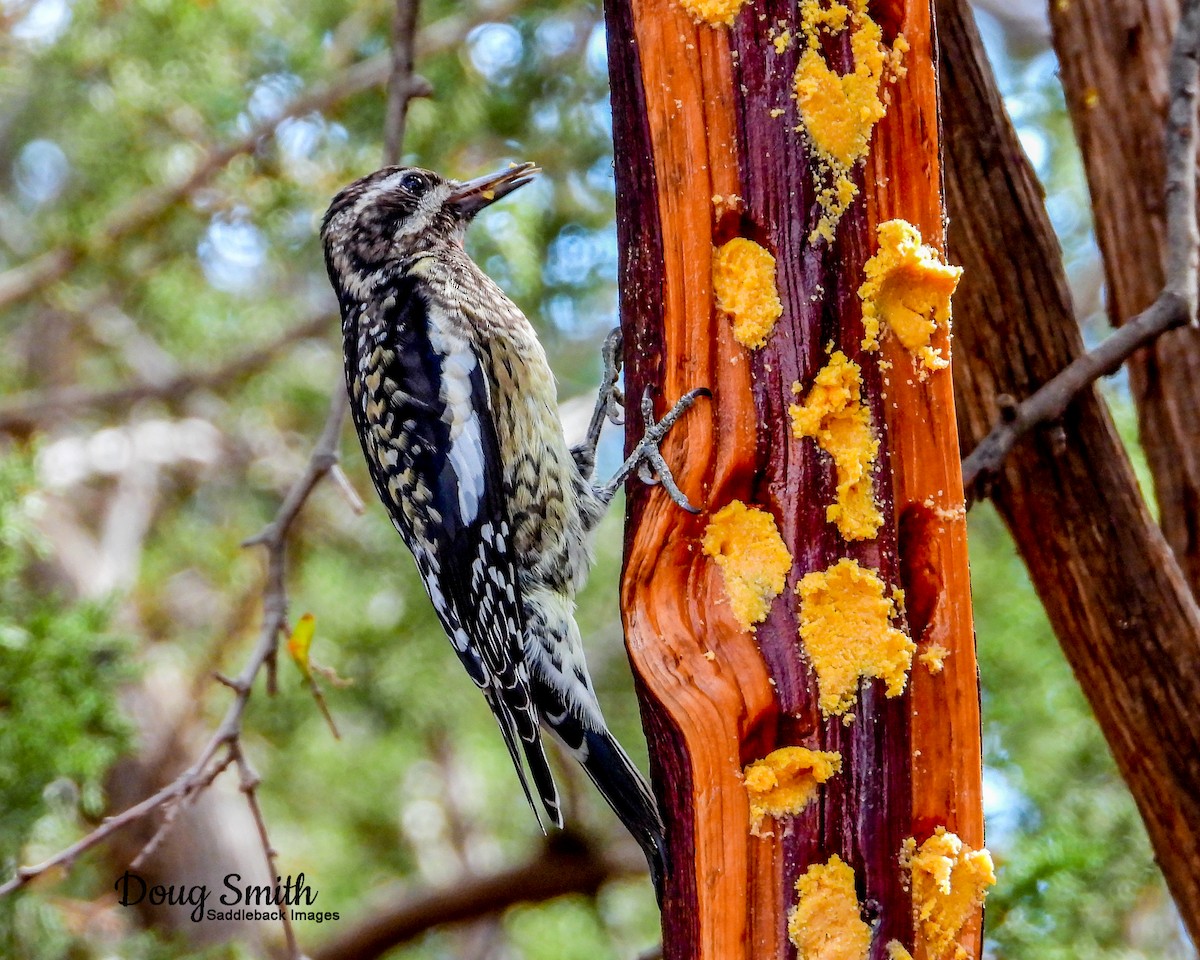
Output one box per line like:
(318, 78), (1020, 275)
(321, 163), (705, 890)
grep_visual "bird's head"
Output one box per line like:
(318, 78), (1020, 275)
(321, 162), (538, 289)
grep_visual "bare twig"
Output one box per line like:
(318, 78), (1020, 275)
(0, 0), (526, 314)
(960, 0), (1200, 491)
(309, 834), (644, 960)
(0, 309), (332, 435)
(0, 753), (236, 899)
(242, 385), (351, 697)
(0, 556), (290, 898)
(385, 0), (423, 166)
(0, 0), (432, 929)
(233, 744), (300, 956)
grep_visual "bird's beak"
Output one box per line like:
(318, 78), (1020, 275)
(447, 162), (539, 219)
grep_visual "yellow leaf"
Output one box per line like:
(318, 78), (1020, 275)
(287, 613), (316, 682)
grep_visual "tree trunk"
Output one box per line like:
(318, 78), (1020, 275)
(1049, 0), (1200, 595)
(938, 0), (1200, 939)
(606, 1), (983, 956)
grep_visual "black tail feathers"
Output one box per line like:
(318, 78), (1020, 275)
(489, 693), (564, 832)
(578, 728), (668, 899)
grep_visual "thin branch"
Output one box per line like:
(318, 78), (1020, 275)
(0, 309), (332, 435)
(0, 753), (236, 899)
(308, 835), (644, 960)
(961, 291), (1193, 489)
(0, 0), (526, 314)
(385, 0), (423, 166)
(0, 0), (435, 923)
(233, 744), (299, 956)
(960, 0), (1200, 491)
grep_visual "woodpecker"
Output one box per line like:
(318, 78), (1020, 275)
(321, 162), (706, 891)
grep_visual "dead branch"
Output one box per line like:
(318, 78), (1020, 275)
(309, 834), (643, 960)
(385, 0), (423, 166)
(961, 0), (1200, 490)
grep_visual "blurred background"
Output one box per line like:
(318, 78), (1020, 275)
(0, 0), (1193, 957)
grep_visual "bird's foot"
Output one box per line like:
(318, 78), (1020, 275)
(573, 328), (626, 478)
(597, 386), (710, 513)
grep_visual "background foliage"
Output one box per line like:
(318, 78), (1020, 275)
(0, 0), (1192, 957)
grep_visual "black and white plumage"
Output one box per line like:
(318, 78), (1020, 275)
(321, 163), (706, 892)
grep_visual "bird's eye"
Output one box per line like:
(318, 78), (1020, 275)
(399, 172), (428, 196)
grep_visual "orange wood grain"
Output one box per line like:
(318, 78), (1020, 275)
(617, 4), (771, 956)
(609, 1), (982, 957)
(865, 4), (985, 955)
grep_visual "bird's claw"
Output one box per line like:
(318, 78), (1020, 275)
(623, 386), (710, 514)
(600, 329), (626, 426)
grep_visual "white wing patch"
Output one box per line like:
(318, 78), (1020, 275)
(428, 314), (487, 525)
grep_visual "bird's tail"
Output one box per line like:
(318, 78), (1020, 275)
(486, 686), (564, 831)
(576, 726), (668, 896)
(532, 682), (667, 894)
(521, 594), (668, 897)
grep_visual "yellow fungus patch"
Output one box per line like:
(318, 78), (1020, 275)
(793, 0), (906, 242)
(886, 943), (914, 960)
(677, 0), (750, 26)
(905, 828), (996, 960)
(859, 220), (962, 375)
(743, 747), (842, 835)
(797, 558), (915, 716)
(773, 28), (792, 53)
(789, 352), (882, 540)
(713, 238), (784, 349)
(702, 501), (793, 631)
(788, 855), (871, 960)
(918, 642), (950, 674)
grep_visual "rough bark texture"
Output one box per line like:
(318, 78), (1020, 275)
(606, 1), (981, 957)
(939, 0), (1200, 939)
(1049, 0), (1200, 593)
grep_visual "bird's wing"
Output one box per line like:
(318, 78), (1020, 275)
(344, 275), (561, 827)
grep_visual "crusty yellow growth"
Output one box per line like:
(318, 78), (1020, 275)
(773, 28), (793, 53)
(906, 828), (996, 960)
(702, 501), (793, 631)
(678, 0), (750, 27)
(793, 0), (904, 242)
(859, 220), (963, 374)
(886, 943), (914, 960)
(797, 558), (915, 716)
(744, 747), (842, 835)
(789, 352), (882, 540)
(788, 855), (872, 960)
(713, 238), (784, 349)
(919, 643), (951, 675)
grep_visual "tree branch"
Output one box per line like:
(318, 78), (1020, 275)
(940, 0), (1200, 935)
(385, 0), (422, 166)
(0, 0), (524, 314)
(0, 309), (332, 435)
(0, 3), (429, 947)
(309, 834), (643, 960)
(960, 0), (1200, 491)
